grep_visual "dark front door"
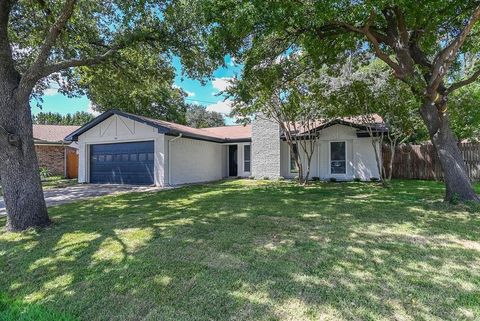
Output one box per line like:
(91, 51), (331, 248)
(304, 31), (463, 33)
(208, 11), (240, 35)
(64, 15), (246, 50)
(229, 145), (238, 176)
(90, 141), (154, 185)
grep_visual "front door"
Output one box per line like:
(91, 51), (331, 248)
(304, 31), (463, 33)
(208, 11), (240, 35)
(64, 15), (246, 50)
(229, 145), (238, 176)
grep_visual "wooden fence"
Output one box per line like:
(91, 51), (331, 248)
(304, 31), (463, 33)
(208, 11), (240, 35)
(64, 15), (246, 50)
(382, 143), (480, 181)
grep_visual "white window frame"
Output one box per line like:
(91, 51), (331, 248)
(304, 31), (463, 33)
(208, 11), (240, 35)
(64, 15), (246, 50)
(329, 140), (347, 176)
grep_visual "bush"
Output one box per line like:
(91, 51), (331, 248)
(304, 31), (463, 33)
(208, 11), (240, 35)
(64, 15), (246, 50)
(353, 177), (361, 182)
(293, 176), (299, 181)
(312, 177), (320, 181)
(277, 176), (285, 181)
(262, 176), (270, 180)
(329, 177), (337, 182)
(39, 167), (51, 180)
(248, 176), (255, 180)
(370, 177), (380, 182)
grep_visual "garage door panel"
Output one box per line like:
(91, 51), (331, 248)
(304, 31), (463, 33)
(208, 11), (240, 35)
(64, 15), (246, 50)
(90, 141), (154, 185)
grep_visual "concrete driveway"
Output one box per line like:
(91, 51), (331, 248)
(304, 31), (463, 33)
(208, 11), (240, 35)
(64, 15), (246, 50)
(0, 184), (163, 216)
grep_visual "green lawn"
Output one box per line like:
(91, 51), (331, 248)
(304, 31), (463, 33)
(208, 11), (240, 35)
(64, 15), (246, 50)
(1, 180), (479, 321)
(0, 176), (77, 197)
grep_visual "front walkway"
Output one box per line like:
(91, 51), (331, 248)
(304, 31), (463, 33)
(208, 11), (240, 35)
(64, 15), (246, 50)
(0, 184), (163, 216)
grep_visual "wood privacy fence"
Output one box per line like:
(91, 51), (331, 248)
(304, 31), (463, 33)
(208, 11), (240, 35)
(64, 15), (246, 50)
(382, 143), (480, 181)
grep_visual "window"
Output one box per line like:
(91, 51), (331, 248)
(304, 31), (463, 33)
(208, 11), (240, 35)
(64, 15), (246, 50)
(330, 141), (346, 174)
(244, 145), (251, 172)
(290, 144), (298, 173)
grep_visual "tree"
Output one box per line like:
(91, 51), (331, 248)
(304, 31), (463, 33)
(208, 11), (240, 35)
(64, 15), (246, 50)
(186, 104), (224, 128)
(320, 59), (421, 184)
(228, 56), (323, 184)
(0, 1), (209, 231)
(77, 46), (188, 124)
(190, 1), (480, 201)
(33, 111), (95, 125)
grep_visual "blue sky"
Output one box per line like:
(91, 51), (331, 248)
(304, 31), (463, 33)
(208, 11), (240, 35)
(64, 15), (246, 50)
(31, 55), (242, 125)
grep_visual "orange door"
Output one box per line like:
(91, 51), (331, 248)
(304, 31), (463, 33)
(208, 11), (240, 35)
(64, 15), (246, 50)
(66, 149), (79, 179)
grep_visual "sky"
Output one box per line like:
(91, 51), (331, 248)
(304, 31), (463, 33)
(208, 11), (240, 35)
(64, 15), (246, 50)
(31, 55), (242, 125)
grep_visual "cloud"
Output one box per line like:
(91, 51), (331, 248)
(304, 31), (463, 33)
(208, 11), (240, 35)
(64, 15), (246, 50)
(87, 101), (101, 116)
(43, 87), (59, 96)
(206, 100), (232, 115)
(212, 77), (232, 92)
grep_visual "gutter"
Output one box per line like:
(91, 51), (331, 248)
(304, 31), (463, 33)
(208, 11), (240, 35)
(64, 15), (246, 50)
(168, 133), (182, 186)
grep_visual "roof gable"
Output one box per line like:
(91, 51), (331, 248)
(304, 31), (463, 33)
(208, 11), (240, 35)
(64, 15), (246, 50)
(65, 110), (252, 143)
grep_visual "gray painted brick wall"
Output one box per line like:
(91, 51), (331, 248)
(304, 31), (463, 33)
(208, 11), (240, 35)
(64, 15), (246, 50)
(251, 114), (281, 179)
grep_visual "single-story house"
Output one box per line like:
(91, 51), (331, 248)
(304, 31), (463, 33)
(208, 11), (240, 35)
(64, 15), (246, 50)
(34, 124), (80, 178)
(65, 110), (384, 186)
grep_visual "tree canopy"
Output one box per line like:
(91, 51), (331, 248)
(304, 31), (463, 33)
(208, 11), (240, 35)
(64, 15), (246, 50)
(186, 0), (480, 201)
(186, 104), (225, 128)
(32, 111), (95, 125)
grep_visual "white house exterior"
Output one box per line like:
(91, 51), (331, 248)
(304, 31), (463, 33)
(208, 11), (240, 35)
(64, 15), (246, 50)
(66, 110), (382, 186)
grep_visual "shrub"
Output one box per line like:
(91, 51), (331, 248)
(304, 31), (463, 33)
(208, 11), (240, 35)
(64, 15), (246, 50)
(370, 177), (380, 182)
(248, 176), (255, 180)
(329, 177), (337, 182)
(277, 176), (285, 181)
(39, 167), (51, 180)
(293, 176), (300, 181)
(353, 177), (361, 182)
(262, 176), (270, 180)
(312, 177), (320, 181)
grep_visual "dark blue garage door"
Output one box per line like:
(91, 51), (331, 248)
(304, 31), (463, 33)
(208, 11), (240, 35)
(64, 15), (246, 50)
(90, 141), (154, 185)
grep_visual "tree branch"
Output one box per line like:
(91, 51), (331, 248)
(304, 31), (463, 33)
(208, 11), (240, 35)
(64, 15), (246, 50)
(447, 67), (480, 93)
(429, 4), (480, 93)
(23, 0), (77, 83)
(39, 45), (121, 77)
(0, 0), (17, 73)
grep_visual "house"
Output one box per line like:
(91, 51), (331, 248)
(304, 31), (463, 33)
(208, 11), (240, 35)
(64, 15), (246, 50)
(65, 110), (384, 185)
(34, 124), (80, 178)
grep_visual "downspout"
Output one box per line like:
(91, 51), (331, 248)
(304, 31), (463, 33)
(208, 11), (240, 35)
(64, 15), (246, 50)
(168, 133), (182, 186)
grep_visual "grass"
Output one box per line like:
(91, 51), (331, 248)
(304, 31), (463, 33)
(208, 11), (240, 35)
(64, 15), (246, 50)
(0, 176), (77, 196)
(0, 179), (479, 321)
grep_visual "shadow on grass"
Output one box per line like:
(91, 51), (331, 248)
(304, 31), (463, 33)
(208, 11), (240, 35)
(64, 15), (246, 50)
(0, 179), (479, 321)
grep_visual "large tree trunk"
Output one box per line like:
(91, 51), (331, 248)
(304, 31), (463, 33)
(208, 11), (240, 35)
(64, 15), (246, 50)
(420, 100), (479, 202)
(0, 78), (50, 231)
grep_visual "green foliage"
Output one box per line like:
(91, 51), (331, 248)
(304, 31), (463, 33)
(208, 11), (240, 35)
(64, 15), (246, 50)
(32, 112), (95, 126)
(186, 104), (225, 128)
(39, 167), (51, 180)
(8, 1), (213, 115)
(77, 46), (188, 124)
(449, 84), (480, 141)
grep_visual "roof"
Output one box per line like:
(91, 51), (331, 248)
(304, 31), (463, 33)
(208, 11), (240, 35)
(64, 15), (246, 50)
(65, 110), (252, 143)
(33, 125), (80, 144)
(64, 109), (385, 143)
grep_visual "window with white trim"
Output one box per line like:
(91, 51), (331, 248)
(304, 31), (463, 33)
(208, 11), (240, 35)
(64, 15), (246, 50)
(244, 145), (251, 172)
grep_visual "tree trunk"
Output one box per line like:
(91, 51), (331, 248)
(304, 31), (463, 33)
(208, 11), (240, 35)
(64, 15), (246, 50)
(420, 100), (479, 202)
(0, 80), (50, 231)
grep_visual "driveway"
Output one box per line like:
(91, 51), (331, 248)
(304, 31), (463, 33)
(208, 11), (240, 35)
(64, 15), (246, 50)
(0, 184), (163, 216)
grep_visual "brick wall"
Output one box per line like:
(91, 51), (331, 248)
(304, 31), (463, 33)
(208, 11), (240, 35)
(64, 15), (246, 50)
(251, 114), (281, 179)
(35, 145), (65, 176)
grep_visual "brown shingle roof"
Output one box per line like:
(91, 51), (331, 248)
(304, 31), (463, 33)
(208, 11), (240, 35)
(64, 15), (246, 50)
(131, 113), (252, 141)
(33, 125), (80, 143)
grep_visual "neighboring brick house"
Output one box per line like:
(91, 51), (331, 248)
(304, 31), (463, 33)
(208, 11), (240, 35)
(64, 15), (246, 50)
(33, 125), (80, 178)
